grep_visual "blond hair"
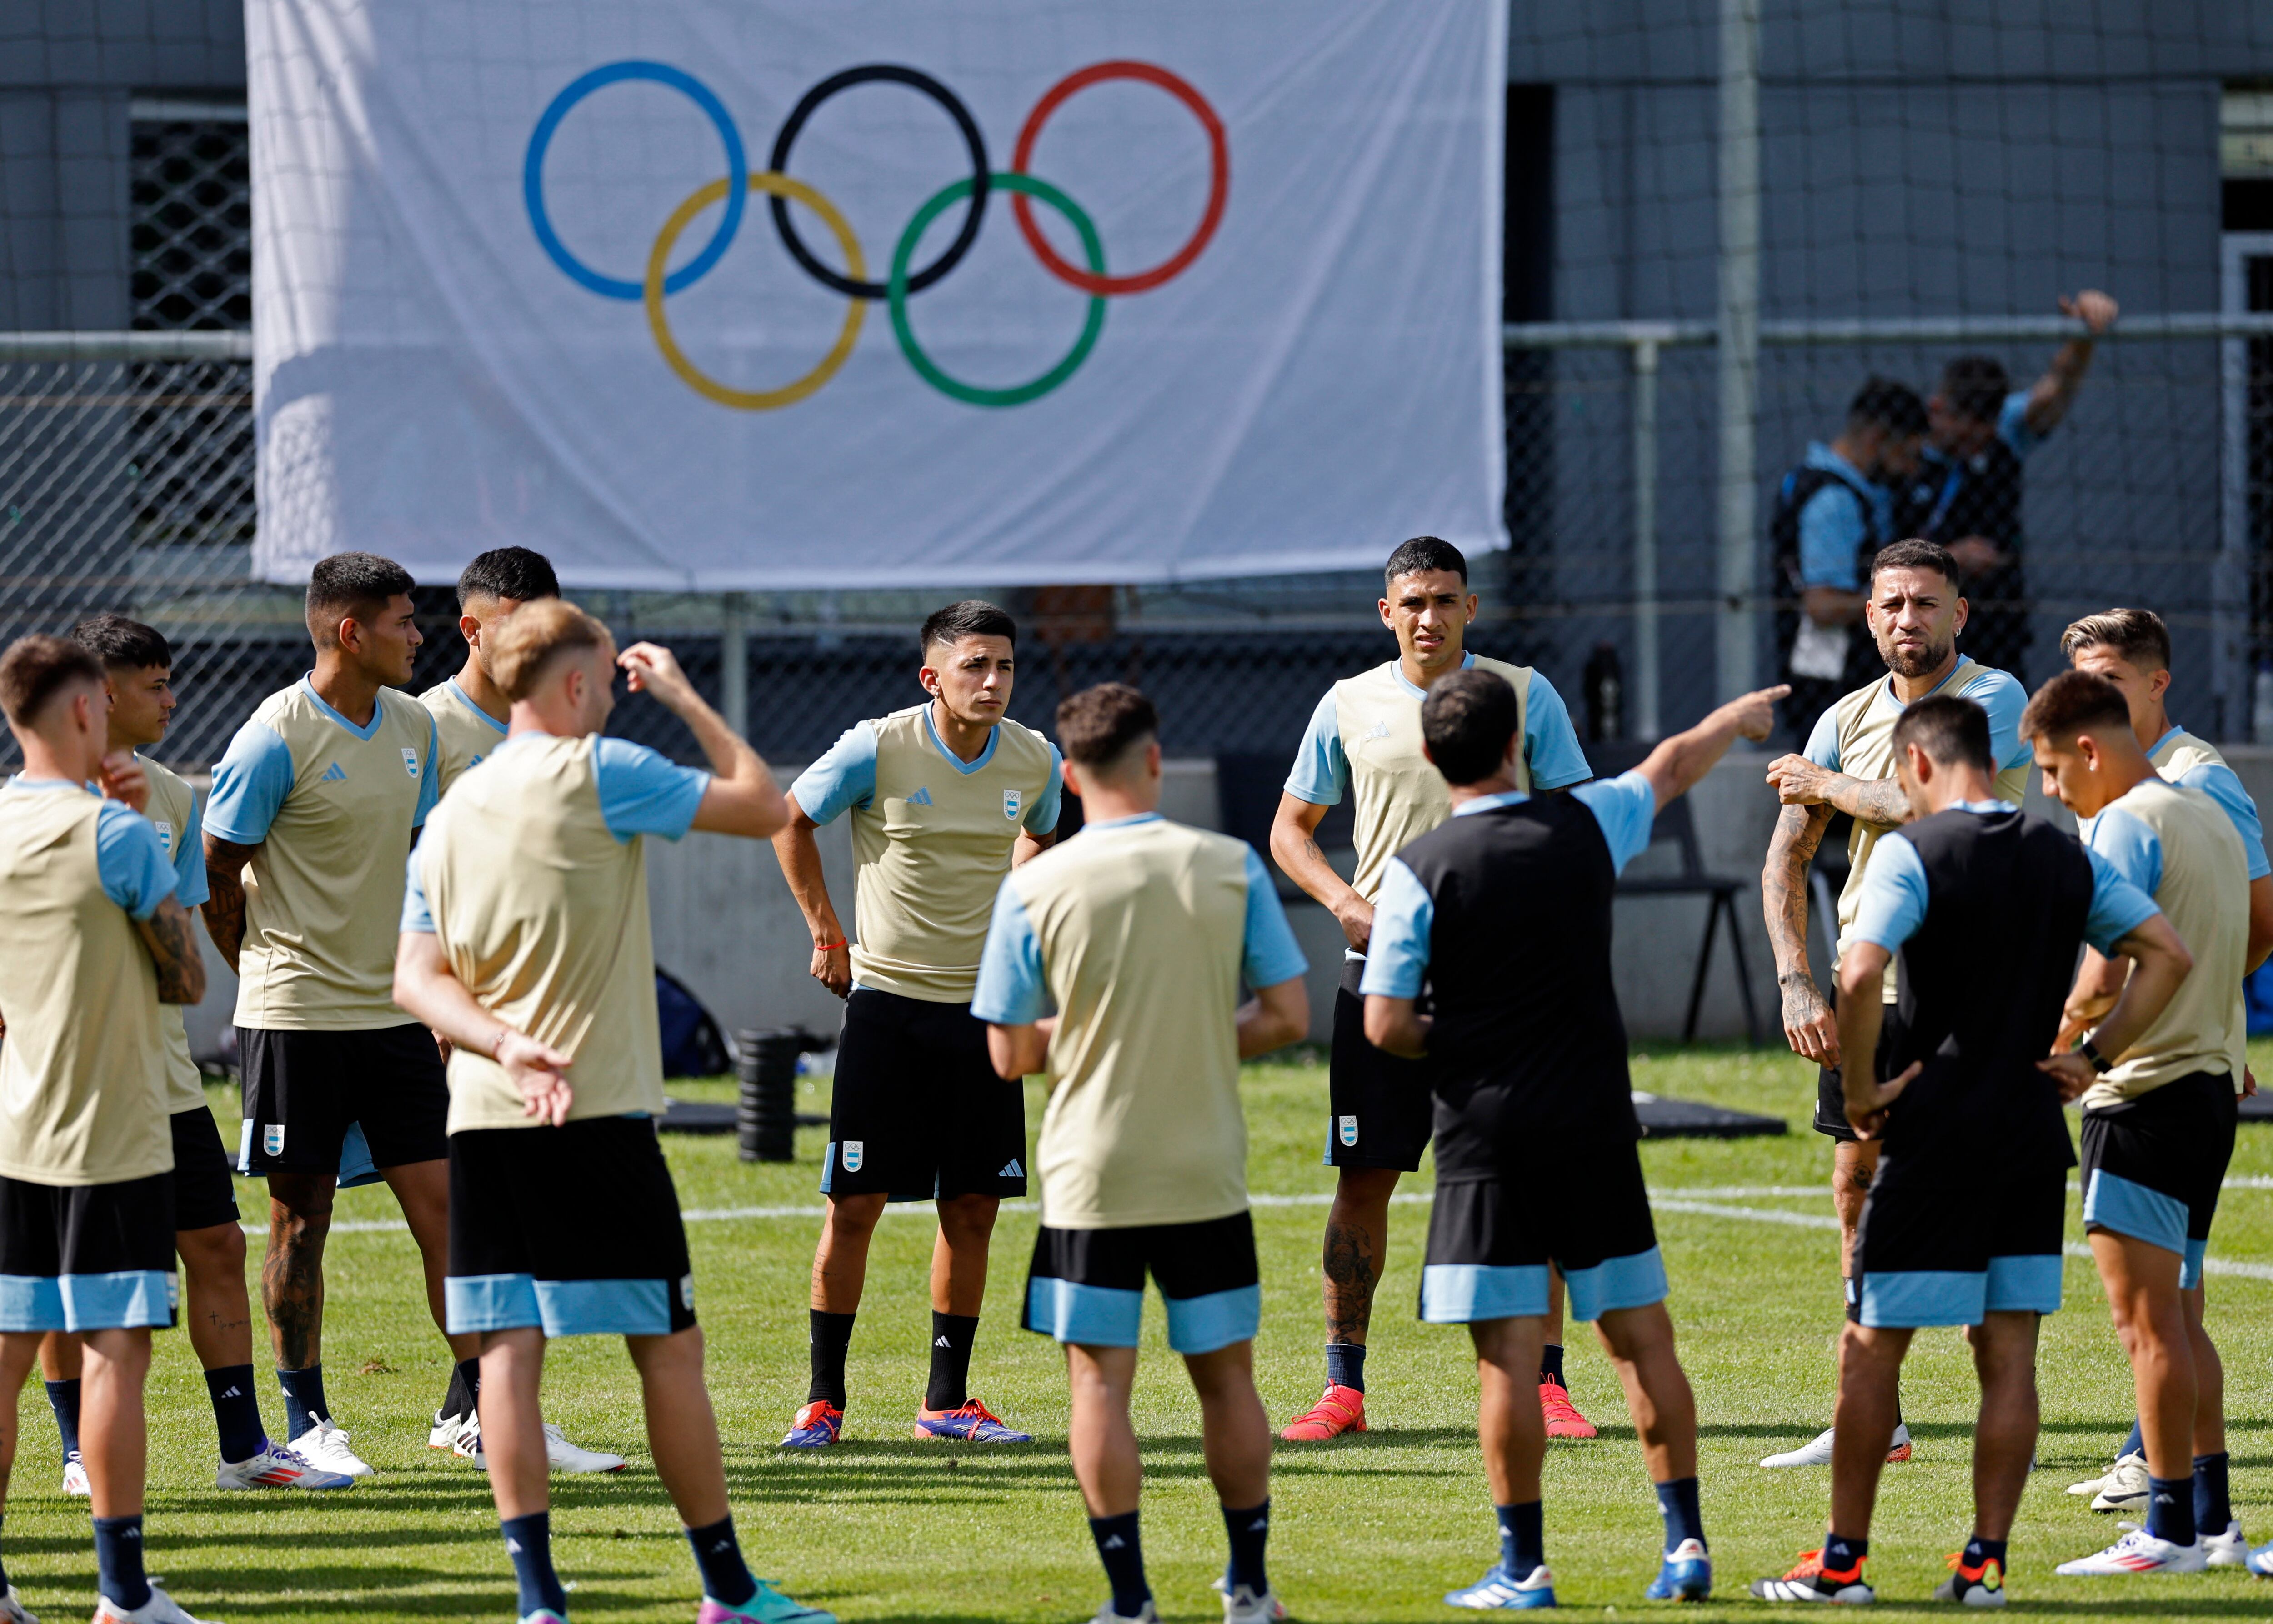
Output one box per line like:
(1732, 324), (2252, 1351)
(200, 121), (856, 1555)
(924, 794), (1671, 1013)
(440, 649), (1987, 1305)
(486, 598), (610, 701)
(2060, 607), (2170, 674)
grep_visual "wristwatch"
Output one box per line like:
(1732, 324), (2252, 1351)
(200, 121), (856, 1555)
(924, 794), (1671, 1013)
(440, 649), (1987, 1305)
(2077, 1034), (2114, 1074)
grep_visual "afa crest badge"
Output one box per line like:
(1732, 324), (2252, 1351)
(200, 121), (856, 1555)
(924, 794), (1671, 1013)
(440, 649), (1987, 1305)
(402, 747), (421, 778)
(1004, 788), (1022, 822)
(264, 1123), (287, 1158)
(841, 1140), (865, 1174)
(1337, 1115), (1360, 1148)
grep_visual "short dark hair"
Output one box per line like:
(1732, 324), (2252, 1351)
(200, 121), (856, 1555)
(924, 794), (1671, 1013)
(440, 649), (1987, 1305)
(920, 599), (1016, 658)
(2021, 669), (2133, 743)
(1420, 668), (1517, 787)
(0, 634), (105, 728)
(1384, 535), (1468, 590)
(1939, 355), (2012, 425)
(305, 552), (416, 650)
(1847, 375), (1928, 438)
(1870, 537), (1960, 588)
(456, 547), (560, 609)
(1057, 682), (1157, 770)
(2062, 607), (2171, 674)
(69, 611), (172, 672)
(1890, 694), (1993, 777)
(486, 598), (611, 702)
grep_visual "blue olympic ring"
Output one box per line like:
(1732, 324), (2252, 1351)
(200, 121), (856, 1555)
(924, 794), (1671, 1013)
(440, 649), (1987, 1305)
(524, 60), (749, 301)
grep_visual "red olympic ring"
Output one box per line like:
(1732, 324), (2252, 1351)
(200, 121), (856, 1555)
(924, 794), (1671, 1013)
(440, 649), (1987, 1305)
(1011, 60), (1228, 297)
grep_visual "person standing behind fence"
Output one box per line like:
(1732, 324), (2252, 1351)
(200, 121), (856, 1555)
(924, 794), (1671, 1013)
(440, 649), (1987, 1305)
(1769, 377), (1928, 746)
(1892, 289), (2119, 683)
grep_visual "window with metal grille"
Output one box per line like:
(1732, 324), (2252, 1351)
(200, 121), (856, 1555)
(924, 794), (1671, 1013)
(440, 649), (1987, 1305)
(130, 98), (250, 330)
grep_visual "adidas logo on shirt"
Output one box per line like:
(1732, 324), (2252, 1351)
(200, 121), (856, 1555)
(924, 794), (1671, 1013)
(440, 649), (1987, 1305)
(908, 787), (935, 806)
(320, 762), (348, 782)
(999, 1158), (1023, 1178)
(1366, 720), (1392, 740)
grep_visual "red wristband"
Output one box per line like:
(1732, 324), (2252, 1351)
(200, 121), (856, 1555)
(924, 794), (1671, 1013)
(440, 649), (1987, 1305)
(814, 939), (847, 952)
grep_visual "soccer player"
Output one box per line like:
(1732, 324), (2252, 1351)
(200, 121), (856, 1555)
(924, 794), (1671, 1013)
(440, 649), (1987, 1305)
(773, 600), (1062, 1448)
(421, 546), (561, 796)
(200, 550), (462, 1479)
(25, 615), (355, 1496)
(1360, 670), (1785, 1609)
(1748, 695), (2185, 1607)
(2021, 672), (2254, 1577)
(394, 600), (831, 1624)
(1273, 535), (1592, 1443)
(2058, 608), (2273, 1513)
(0, 634), (216, 1624)
(1757, 537), (2031, 1469)
(975, 683), (1308, 1624)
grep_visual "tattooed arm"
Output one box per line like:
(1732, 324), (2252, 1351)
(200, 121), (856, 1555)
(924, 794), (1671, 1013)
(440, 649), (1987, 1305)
(1271, 792), (1371, 952)
(1764, 752), (1914, 827)
(1763, 800), (1840, 1066)
(201, 833), (259, 973)
(134, 895), (207, 1006)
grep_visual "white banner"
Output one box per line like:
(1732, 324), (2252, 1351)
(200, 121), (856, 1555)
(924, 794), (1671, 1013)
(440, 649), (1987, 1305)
(248, 0), (1505, 589)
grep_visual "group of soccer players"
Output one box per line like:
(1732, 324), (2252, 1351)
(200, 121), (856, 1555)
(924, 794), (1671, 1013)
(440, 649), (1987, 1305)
(0, 523), (2269, 1620)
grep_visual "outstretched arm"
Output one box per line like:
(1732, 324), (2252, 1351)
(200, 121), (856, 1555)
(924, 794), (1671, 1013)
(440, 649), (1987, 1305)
(200, 833), (259, 972)
(618, 642), (787, 839)
(133, 895), (206, 1006)
(2022, 289), (2118, 437)
(1764, 800), (1840, 1065)
(1630, 685), (1787, 812)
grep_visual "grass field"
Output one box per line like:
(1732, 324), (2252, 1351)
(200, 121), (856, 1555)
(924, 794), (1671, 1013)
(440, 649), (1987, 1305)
(6, 1042), (2273, 1622)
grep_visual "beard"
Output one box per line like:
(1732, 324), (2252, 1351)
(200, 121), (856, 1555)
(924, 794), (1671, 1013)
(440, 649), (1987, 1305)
(1880, 630), (1952, 678)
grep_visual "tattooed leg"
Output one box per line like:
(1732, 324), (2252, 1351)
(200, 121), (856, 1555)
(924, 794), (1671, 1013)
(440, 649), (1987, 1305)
(1832, 1137), (1879, 1283)
(263, 1172), (335, 1371)
(177, 1221), (254, 1372)
(1322, 1166), (1401, 1344)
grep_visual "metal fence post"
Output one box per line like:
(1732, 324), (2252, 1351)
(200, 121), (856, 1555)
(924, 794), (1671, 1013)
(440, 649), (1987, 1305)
(1716, 0), (1761, 704)
(720, 590), (749, 737)
(1630, 332), (1662, 740)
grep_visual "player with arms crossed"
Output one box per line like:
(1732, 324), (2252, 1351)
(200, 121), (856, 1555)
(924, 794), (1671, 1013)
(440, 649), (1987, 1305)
(1363, 670), (1785, 1608)
(394, 601), (832, 1624)
(1749, 695), (2185, 1606)
(774, 600), (1062, 1447)
(2056, 608), (2273, 1513)
(1757, 538), (2030, 1469)
(1274, 536), (1593, 1443)
(2019, 673), (2255, 1577)
(0, 635), (217, 1624)
(420, 547), (560, 797)
(976, 684), (1309, 1624)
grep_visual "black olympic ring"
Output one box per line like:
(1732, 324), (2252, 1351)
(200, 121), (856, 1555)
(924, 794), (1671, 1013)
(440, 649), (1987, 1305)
(767, 64), (989, 301)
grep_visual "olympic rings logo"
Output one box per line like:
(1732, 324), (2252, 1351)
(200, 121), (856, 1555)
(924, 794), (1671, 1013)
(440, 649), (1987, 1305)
(523, 60), (1228, 410)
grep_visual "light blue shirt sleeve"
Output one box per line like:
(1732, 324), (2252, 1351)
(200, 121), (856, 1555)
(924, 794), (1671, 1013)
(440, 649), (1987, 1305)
(1997, 388), (2042, 458)
(1572, 771), (1659, 876)
(2172, 762), (2271, 882)
(202, 720), (295, 844)
(412, 712), (441, 827)
(592, 738), (710, 842)
(971, 881), (1050, 1024)
(95, 801), (178, 921)
(1357, 858), (1433, 999)
(1241, 848), (1308, 989)
(2083, 848), (2162, 954)
(401, 844), (434, 934)
(2083, 802), (2163, 899)
(1283, 690), (1348, 805)
(1972, 672), (2032, 771)
(789, 723), (879, 826)
(1847, 832), (1931, 952)
(1521, 673), (1592, 790)
(171, 790), (209, 909)
(1026, 744), (1064, 835)
(1803, 701), (1843, 771)
(1798, 483), (1867, 590)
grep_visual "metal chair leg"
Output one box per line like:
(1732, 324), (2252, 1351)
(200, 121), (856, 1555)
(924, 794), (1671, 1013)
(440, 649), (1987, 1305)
(1682, 894), (1722, 1043)
(1722, 891), (1763, 1046)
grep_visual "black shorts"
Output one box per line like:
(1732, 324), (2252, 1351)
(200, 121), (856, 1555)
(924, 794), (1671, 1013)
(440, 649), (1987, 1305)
(1420, 1142), (1663, 1325)
(1815, 999), (1910, 1142)
(2081, 1069), (2238, 1291)
(0, 1172), (177, 1333)
(821, 988), (1027, 1202)
(446, 1117), (696, 1339)
(169, 1108), (240, 1232)
(1852, 1150), (2067, 1328)
(237, 1024), (450, 1178)
(1023, 1210), (1260, 1355)
(1327, 958), (1434, 1170)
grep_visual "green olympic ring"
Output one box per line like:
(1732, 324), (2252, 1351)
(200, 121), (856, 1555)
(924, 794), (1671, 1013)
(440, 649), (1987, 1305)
(889, 172), (1105, 408)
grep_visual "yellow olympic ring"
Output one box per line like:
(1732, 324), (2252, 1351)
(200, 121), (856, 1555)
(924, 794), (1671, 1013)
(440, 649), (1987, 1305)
(643, 172), (866, 412)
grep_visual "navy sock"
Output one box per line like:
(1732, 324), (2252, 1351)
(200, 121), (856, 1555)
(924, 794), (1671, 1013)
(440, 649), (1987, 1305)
(44, 1378), (82, 1459)
(1088, 1510), (1149, 1616)
(1538, 1344), (1565, 1388)
(1961, 1535), (2007, 1572)
(1497, 1501), (1545, 1576)
(92, 1514), (150, 1610)
(1654, 1477), (1704, 1552)
(2193, 1453), (2232, 1535)
(2120, 1417), (2144, 1460)
(276, 1364), (328, 1441)
(686, 1514), (757, 1608)
(1822, 1532), (1867, 1574)
(1324, 1342), (1366, 1393)
(205, 1363), (267, 1464)
(924, 1312), (978, 1412)
(1222, 1499), (1269, 1596)
(806, 1310), (854, 1409)
(501, 1510), (568, 1618)
(2147, 1475), (2196, 1546)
